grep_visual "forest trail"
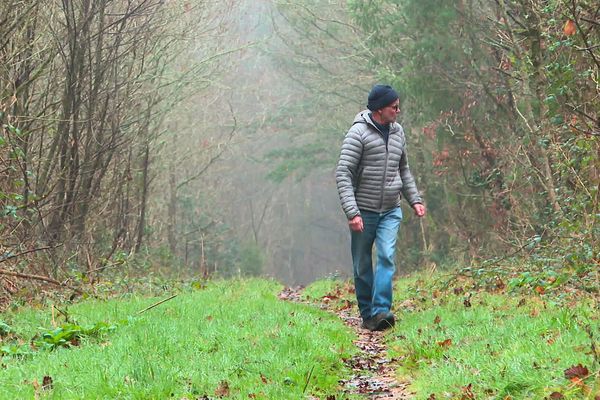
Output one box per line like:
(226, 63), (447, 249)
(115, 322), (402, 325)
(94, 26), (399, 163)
(279, 286), (413, 399)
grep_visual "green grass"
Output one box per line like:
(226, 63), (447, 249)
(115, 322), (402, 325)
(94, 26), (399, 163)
(388, 274), (600, 399)
(0, 279), (356, 399)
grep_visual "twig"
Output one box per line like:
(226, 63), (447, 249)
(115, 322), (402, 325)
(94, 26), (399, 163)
(52, 304), (70, 323)
(0, 269), (82, 294)
(0, 244), (63, 264)
(136, 294), (178, 315)
(302, 365), (315, 394)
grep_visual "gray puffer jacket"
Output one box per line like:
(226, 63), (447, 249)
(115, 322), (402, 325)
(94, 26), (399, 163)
(336, 110), (422, 220)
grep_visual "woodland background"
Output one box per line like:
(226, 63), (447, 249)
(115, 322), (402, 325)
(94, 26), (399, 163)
(1, 0), (597, 295)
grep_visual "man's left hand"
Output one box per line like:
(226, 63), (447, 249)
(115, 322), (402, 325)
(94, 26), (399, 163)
(413, 203), (426, 217)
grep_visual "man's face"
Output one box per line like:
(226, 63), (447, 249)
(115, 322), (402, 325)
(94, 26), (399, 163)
(378, 100), (401, 124)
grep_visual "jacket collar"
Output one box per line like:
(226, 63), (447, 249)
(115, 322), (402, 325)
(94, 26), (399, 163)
(355, 110), (400, 134)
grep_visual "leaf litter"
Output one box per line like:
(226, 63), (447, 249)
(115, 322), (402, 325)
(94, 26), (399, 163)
(279, 284), (413, 399)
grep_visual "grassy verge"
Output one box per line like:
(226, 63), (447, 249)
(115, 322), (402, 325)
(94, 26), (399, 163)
(0, 279), (356, 399)
(304, 272), (600, 399)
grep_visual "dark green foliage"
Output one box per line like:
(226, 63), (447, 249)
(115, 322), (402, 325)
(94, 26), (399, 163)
(35, 322), (117, 350)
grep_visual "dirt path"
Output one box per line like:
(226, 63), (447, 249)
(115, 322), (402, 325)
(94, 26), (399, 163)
(279, 287), (414, 399)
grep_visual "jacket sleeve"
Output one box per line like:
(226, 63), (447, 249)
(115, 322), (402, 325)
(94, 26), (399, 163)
(399, 134), (423, 206)
(336, 127), (363, 219)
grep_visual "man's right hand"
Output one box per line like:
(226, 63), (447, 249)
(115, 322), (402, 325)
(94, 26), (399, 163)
(349, 215), (364, 232)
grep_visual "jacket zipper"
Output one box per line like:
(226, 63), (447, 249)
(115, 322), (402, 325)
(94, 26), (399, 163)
(379, 149), (388, 212)
(367, 115), (393, 213)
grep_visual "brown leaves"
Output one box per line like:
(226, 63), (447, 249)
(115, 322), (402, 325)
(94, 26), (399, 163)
(548, 392), (564, 399)
(563, 20), (577, 36)
(215, 380), (230, 397)
(437, 338), (452, 348)
(564, 364), (589, 379)
(461, 383), (475, 399)
(534, 286), (546, 295)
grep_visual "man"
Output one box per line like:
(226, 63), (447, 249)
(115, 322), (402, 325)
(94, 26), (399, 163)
(336, 84), (426, 331)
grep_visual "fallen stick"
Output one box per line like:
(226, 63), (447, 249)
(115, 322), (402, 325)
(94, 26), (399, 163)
(137, 294), (178, 315)
(0, 268), (82, 294)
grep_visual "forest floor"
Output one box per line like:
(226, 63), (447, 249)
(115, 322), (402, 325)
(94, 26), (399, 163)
(0, 266), (598, 399)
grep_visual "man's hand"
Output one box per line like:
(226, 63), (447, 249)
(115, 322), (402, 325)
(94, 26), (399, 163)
(349, 215), (364, 232)
(413, 203), (426, 217)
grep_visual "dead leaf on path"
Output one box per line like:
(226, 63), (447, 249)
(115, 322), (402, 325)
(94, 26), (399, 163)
(337, 299), (353, 311)
(564, 364), (589, 379)
(322, 295), (339, 303)
(215, 380), (230, 397)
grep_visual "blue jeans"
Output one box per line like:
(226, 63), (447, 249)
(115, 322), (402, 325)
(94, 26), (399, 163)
(350, 207), (402, 319)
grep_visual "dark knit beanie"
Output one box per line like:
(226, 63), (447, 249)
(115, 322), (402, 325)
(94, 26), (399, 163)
(367, 84), (399, 111)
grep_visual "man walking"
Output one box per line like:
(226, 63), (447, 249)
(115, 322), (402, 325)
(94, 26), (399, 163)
(336, 84), (425, 331)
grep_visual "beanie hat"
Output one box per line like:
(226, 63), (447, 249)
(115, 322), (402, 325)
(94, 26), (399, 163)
(367, 84), (399, 111)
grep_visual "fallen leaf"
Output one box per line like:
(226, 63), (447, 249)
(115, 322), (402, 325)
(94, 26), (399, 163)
(42, 376), (53, 390)
(548, 392), (564, 399)
(434, 315), (441, 325)
(563, 20), (576, 36)
(260, 373), (268, 384)
(437, 338), (452, 348)
(535, 286), (545, 295)
(569, 377), (584, 386)
(215, 380), (230, 397)
(564, 364), (589, 379)
(496, 278), (506, 290)
(461, 383), (475, 399)
(530, 308), (540, 317)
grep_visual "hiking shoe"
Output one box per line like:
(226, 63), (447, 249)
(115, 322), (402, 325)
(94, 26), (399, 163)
(361, 312), (395, 331)
(360, 316), (377, 330)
